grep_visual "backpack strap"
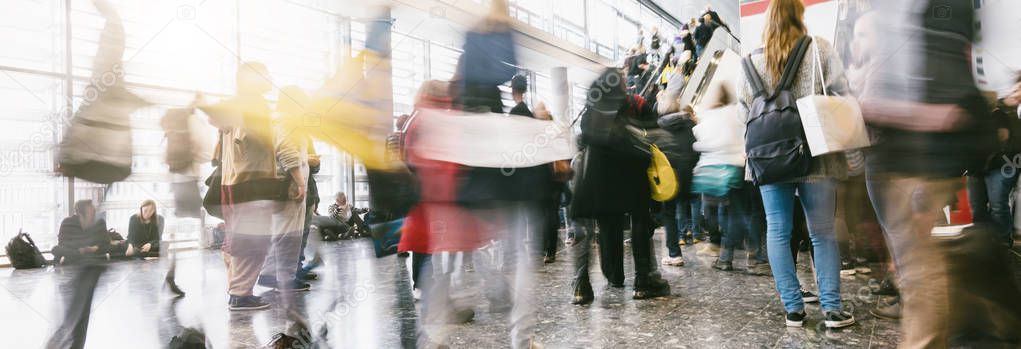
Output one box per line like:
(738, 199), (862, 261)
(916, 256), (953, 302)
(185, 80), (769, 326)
(742, 57), (766, 98)
(776, 36), (812, 93)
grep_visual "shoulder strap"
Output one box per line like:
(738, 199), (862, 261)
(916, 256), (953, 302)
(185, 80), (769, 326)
(777, 36), (812, 92)
(742, 57), (766, 98)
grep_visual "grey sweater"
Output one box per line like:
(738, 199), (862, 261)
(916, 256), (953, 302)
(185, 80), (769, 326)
(738, 36), (850, 182)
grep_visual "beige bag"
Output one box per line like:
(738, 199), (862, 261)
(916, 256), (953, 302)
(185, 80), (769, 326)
(796, 38), (870, 157)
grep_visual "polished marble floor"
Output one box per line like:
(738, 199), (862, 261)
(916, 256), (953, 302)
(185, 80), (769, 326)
(2, 231), (1019, 348)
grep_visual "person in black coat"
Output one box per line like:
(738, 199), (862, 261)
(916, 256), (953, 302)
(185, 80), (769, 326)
(52, 200), (124, 265)
(126, 200), (163, 258)
(569, 69), (670, 304)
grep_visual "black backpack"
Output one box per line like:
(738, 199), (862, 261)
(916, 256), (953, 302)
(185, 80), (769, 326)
(6, 231), (48, 269)
(742, 36), (813, 185)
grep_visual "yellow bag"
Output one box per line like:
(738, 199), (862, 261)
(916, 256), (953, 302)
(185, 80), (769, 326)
(647, 144), (678, 202)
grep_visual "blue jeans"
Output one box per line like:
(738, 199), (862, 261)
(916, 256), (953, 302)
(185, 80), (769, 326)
(967, 170), (1018, 244)
(682, 195), (704, 240)
(662, 196), (683, 257)
(760, 180), (842, 313)
(720, 182), (767, 264)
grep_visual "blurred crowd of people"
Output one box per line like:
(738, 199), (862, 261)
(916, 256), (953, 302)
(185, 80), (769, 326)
(25, 0), (1021, 348)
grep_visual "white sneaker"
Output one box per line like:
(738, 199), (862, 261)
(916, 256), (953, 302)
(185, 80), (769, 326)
(412, 288), (422, 301)
(660, 256), (685, 266)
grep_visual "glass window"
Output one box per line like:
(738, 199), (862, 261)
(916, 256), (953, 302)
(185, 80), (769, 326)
(0, 72), (67, 250)
(391, 33), (427, 118)
(589, 0), (616, 47)
(553, 0), (586, 27)
(0, 0), (66, 73)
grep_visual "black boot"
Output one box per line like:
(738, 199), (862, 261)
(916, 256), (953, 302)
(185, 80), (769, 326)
(633, 276), (670, 300)
(571, 278), (594, 305)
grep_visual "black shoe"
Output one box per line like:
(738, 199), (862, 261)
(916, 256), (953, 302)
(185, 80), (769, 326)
(229, 295), (270, 311)
(397, 252), (410, 258)
(801, 290), (819, 303)
(785, 310), (806, 327)
(300, 271), (319, 281)
(571, 279), (594, 305)
(824, 310), (856, 328)
(280, 280), (311, 292)
(712, 259), (733, 271)
(872, 278), (898, 296)
(633, 277), (670, 300)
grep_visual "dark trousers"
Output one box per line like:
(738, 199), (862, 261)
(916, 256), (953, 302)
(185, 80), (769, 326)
(967, 170), (1018, 244)
(628, 212), (656, 285)
(52, 243), (122, 264)
(575, 212), (655, 286)
(661, 196), (684, 258)
(542, 200), (560, 256)
(596, 215), (626, 285)
(681, 194), (705, 240)
(720, 183), (766, 264)
(703, 196), (727, 245)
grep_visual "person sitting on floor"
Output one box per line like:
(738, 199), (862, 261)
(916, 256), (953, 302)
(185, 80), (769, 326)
(126, 199), (163, 258)
(312, 192), (368, 239)
(52, 200), (125, 265)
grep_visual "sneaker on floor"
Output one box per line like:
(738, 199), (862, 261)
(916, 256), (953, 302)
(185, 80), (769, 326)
(463, 262), (475, 273)
(824, 310), (856, 328)
(870, 297), (902, 320)
(661, 256), (685, 266)
(229, 295), (270, 311)
(696, 244), (721, 257)
(678, 239), (687, 246)
(785, 310), (806, 327)
(564, 236), (576, 246)
(801, 290), (819, 303)
(412, 288), (422, 301)
(543, 254), (556, 264)
(746, 262), (771, 276)
(854, 265), (872, 274)
(711, 259), (733, 271)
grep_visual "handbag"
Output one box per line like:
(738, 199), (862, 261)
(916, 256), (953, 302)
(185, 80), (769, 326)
(202, 166), (223, 219)
(796, 38), (870, 156)
(366, 165), (419, 217)
(647, 144), (679, 202)
(370, 218), (404, 258)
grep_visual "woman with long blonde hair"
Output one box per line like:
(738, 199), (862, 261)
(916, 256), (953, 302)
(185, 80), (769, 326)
(738, 0), (855, 329)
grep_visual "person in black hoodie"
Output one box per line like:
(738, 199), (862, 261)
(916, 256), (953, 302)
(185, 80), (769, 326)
(126, 199), (163, 258)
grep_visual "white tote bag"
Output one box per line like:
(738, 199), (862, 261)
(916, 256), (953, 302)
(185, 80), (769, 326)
(796, 38), (870, 156)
